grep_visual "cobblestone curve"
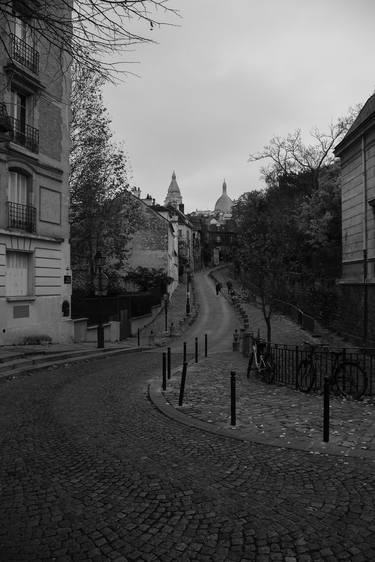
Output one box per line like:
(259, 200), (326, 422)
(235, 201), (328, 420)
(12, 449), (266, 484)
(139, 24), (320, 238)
(1, 352), (375, 561)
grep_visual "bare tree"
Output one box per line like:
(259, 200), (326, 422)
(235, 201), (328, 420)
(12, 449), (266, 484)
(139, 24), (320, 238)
(248, 107), (361, 188)
(0, 0), (179, 81)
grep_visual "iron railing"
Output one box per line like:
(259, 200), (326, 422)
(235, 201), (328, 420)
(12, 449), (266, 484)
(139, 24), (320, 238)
(8, 116), (39, 153)
(7, 201), (36, 233)
(11, 34), (39, 74)
(263, 343), (375, 396)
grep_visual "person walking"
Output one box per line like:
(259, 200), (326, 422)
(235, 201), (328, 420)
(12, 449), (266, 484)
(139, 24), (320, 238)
(216, 282), (222, 295)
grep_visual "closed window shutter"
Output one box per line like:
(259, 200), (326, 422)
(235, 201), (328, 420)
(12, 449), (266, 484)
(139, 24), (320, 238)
(6, 252), (29, 296)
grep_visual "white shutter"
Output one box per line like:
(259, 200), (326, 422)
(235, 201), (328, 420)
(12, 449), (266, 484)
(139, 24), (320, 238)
(6, 252), (29, 296)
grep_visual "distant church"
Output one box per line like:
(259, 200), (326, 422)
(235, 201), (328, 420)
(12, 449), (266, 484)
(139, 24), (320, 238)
(214, 179), (233, 215)
(164, 170), (184, 211)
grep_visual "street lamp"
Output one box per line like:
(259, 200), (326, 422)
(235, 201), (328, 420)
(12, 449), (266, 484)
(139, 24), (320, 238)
(94, 250), (108, 348)
(164, 293), (169, 332)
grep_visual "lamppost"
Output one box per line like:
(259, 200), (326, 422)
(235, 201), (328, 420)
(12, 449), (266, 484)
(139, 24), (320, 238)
(93, 250), (108, 348)
(164, 292), (169, 332)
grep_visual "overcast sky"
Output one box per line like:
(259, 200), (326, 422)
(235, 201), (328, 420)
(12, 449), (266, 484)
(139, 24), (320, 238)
(103, 0), (375, 213)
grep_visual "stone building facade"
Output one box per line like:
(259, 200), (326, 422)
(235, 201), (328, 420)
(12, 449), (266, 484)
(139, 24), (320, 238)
(0, 3), (72, 344)
(334, 93), (375, 345)
(126, 193), (179, 295)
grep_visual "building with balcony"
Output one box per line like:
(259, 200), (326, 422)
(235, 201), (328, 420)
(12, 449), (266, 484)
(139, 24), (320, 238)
(0, 3), (73, 344)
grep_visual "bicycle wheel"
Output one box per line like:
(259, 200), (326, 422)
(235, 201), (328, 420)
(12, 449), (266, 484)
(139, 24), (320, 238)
(263, 353), (275, 384)
(334, 361), (367, 400)
(296, 360), (315, 392)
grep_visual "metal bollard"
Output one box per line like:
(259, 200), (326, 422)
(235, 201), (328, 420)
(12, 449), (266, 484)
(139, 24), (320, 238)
(205, 333), (208, 357)
(162, 352), (167, 391)
(195, 337), (198, 363)
(178, 362), (188, 406)
(167, 347), (171, 379)
(183, 341), (187, 363)
(231, 371), (236, 426)
(323, 376), (330, 442)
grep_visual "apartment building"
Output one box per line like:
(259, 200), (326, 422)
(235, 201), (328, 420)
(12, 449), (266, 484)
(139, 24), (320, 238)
(0, 3), (73, 344)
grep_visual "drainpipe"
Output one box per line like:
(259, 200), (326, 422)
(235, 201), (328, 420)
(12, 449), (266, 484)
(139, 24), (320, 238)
(362, 135), (368, 345)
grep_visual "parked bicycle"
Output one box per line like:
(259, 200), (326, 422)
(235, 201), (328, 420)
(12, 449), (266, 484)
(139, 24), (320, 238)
(247, 335), (275, 384)
(297, 342), (367, 400)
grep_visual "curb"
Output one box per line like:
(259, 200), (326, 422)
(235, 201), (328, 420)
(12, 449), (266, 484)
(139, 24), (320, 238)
(0, 346), (144, 380)
(148, 379), (375, 461)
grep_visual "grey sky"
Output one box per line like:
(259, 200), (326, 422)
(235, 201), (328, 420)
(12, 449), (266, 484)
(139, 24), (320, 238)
(103, 0), (375, 213)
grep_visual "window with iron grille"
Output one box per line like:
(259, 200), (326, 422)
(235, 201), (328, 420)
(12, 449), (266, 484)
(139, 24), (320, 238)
(7, 171), (36, 233)
(8, 89), (39, 153)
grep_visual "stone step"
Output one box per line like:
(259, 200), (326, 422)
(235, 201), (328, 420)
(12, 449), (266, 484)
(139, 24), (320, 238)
(0, 348), (106, 371)
(0, 346), (142, 380)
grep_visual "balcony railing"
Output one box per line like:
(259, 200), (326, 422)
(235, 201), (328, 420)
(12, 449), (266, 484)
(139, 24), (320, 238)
(8, 116), (39, 153)
(11, 34), (39, 74)
(7, 201), (36, 233)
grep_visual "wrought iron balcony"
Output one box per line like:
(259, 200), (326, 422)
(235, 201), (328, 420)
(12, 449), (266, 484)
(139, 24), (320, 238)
(7, 201), (36, 233)
(8, 116), (39, 153)
(11, 34), (39, 74)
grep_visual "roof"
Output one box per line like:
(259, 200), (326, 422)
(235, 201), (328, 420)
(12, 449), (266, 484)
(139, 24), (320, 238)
(335, 93), (375, 155)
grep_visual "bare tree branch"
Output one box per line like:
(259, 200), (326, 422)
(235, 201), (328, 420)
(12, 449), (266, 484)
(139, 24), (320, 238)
(0, 0), (180, 81)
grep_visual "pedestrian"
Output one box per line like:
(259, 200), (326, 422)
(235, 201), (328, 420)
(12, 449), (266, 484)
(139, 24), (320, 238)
(227, 280), (233, 294)
(215, 282), (221, 295)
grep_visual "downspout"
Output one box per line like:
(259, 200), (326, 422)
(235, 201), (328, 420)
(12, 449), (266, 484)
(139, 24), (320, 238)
(362, 135), (368, 345)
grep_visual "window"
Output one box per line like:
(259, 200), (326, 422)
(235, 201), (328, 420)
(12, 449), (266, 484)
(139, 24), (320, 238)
(6, 251), (32, 297)
(8, 170), (28, 204)
(14, 16), (34, 47)
(11, 14), (39, 74)
(8, 89), (38, 152)
(7, 170), (36, 232)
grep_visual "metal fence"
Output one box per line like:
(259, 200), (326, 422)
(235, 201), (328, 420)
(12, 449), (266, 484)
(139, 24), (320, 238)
(268, 343), (375, 396)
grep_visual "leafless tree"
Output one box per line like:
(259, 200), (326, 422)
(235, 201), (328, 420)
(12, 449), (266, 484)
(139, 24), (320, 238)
(248, 106), (361, 188)
(0, 0), (179, 81)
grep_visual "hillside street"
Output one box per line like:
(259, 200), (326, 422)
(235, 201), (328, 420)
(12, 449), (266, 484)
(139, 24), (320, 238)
(1, 271), (375, 561)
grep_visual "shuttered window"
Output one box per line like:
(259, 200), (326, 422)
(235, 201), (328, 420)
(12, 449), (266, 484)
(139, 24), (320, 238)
(6, 252), (31, 296)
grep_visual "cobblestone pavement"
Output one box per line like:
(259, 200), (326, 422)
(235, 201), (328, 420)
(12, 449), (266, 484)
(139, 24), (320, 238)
(161, 352), (375, 458)
(2, 351), (375, 561)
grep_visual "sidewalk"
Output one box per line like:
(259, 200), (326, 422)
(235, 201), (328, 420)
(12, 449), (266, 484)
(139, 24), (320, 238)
(0, 280), (197, 363)
(151, 350), (375, 459)
(150, 270), (375, 459)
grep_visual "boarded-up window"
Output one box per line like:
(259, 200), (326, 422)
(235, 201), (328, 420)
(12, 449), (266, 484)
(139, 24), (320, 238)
(6, 252), (31, 296)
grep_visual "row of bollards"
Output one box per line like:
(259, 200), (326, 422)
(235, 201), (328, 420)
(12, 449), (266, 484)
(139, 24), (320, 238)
(161, 334), (208, 393)
(161, 340), (332, 442)
(230, 371), (331, 437)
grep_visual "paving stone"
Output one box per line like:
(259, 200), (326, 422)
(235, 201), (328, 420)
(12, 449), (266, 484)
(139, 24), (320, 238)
(1, 271), (375, 561)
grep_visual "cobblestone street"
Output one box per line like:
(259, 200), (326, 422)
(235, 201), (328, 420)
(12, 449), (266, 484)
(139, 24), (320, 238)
(1, 271), (375, 561)
(2, 352), (375, 561)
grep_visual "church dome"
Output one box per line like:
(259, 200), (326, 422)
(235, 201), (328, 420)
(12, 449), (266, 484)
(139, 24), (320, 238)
(164, 170), (183, 209)
(214, 180), (233, 213)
